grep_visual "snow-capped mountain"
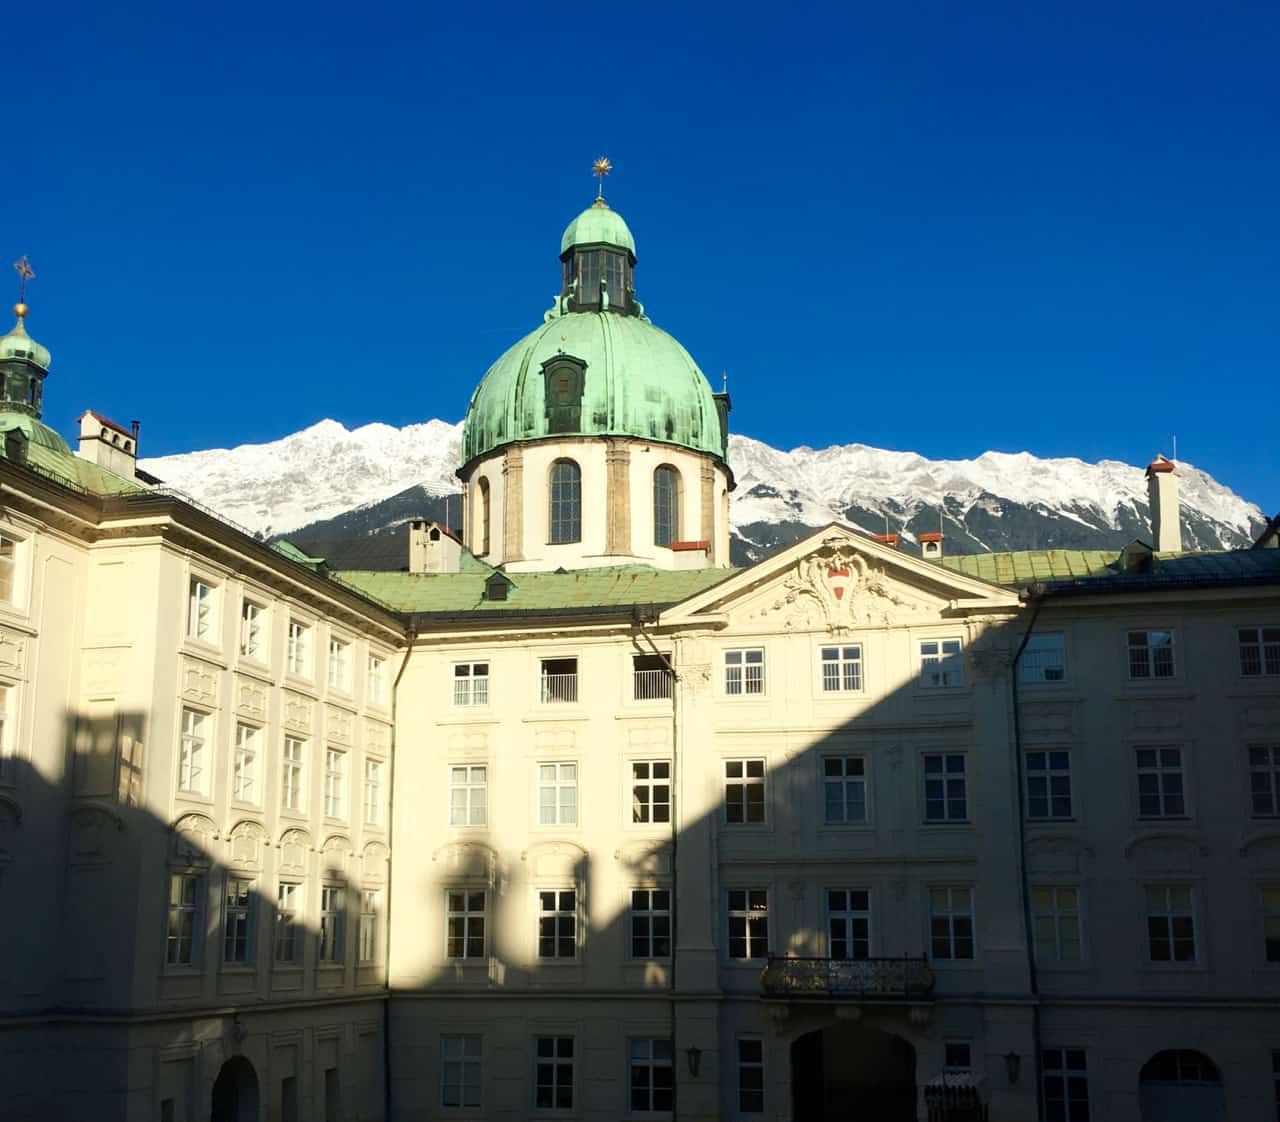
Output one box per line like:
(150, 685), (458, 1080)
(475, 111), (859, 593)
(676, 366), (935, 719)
(140, 419), (1269, 565)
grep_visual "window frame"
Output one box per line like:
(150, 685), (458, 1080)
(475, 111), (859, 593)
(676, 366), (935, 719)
(367, 653), (386, 705)
(165, 871), (204, 968)
(239, 597), (267, 661)
(231, 722), (261, 806)
(822, 754), (869, 826)
(0, 681), (16, 785)
(364, 756), (385, 827)
(536, 762), (578, 827)
(536, 888), (578, 961)
(1019, 632), (1067, 684)
(327, 636), (351, 692)
(1025, 749), (1074, 821)
(1135, 745), (1188, 820)
(723, 647), (765, 697)
(1031, 884), (1083, 964)
(187, 576), (218, 644)
(445, 889), (487, 961)
(819, 643), (864, 694)
(358, 888), (380, 964)
(627, 1037), (674, 1114)
(452, 662), (490, 707)
(630, 759), (672, 826)
(177, 707), (211, 797)
(319, 884), (346, 965)
(1249, 743), (1280, 818)
(1239, 625), (1280, 678)
(629, 887), (672, 960)
(0, 529), (24, 608)
(928, 885), (975, 962)
(323, 745), (347, 820)
(1144, 883), (1198, 966)
(440, 1035), (483, 1110)
(826, 888), (872, 961)
(282, 735), (306, 814)
(274, 880), (302, 965)
(922, 752), (969, 824)
(652, 464), (681, 548)
(1042, 1047), (1090, 1122)
(286, 617), (312, 678)
(533, 1036), (575, 1111)
(919, 637), (964, 689)
(737, 1037), (765, 1114)
(223, 874), (255, 966)
(1127, 628), (1177, 680)
(449, 764), (488, 828)
(1260, 883), (1280, 965)
(724, 758), (767, 825)
(726, 888), (770, 962)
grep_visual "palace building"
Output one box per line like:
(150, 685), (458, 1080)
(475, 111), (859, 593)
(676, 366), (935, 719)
(0, 191), (1278, 1122)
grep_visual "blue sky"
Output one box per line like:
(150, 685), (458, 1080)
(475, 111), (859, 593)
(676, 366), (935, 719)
(16, 1), (1279, 508)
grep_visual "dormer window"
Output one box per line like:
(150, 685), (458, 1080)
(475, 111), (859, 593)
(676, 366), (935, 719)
(541, 355), (587, 434)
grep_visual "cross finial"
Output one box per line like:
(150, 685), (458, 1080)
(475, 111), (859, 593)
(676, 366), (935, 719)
(12, 256), (34, 315)
(592, 156), (612, 198)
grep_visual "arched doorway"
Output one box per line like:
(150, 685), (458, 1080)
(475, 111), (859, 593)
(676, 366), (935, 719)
(791, 1023), (916, 1121)
(211, 1055), (259, 1122)
(1139, 1050), (1225, 1122)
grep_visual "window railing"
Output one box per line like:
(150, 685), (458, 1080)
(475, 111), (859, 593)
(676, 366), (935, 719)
(760, 955), (934, 999)
(633, 668), (673, 701)
(540, 673), (578, 704)
(454, 678), (489, 707)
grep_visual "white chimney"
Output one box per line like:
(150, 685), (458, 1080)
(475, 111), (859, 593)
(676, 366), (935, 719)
(919, 531), (943, 560)
(77, 411), (138, 479)
(409, 519), (462, 574)
(1145, 455), (1182, 552)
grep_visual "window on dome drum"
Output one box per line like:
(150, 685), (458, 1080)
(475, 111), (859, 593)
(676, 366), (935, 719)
(1042, 1048), (1090, 1122)
(827, 889), (871, 960)
(538, 890), (577, 959)
(1128, 629), (1175, 678)
(630, 889), (671, 958)
(632, 654), (672, 700)
(821, 644), (863, 692)
(920, 638), (964, 687)
(1240, 626), (1280, 676)
(631, 761), (671, 824)
(548, 459), (582, 543)
(0, 533), (18, 603)
(477, 477), (491, 555)
(534, 1037), (574, 1110)
(540, 657), (578, 704)
(1146, 885), (1196, 962)
(1020, 633), (1067, 683)
(1251, 744), (1280, 816)
(653, 465), (680, 547)
(823, 755), (867, 824)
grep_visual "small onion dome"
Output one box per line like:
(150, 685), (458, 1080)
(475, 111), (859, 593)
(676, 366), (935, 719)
(0, 307), (51, 370)
(0, 411), (73, 454)
(560, 198), (636, 258)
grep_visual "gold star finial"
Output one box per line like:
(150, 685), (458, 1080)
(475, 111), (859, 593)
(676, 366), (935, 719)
(12, 256), (34, 319)
(592, 156), (612, 198)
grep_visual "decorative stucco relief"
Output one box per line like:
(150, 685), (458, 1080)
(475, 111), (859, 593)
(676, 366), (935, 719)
(321, 834), (354, 876)
(227, 820), (268, 869)
(234, 677), (268, 722)
(283, 693), (312, 734)
(326, 706), (354, 745)
(365, 721), (391, 755)
(0, 629), (28, 674)
(181, 658), (218, 706)
(433, 841), (501, 887)
(278, 828), (313, 871)
(361, 841), (389, 882)
(746, 535), (925, 631)
(171, 812), (217, 865)
(613, 841), (671, 876)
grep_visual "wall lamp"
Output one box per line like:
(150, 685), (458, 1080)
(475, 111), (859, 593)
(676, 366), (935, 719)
(686, 1045), (702, 1078)
(1004, 1050), (1021, 1085)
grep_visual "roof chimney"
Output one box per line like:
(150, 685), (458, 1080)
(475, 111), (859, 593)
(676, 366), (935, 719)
(1145, 455), (1182, 553)
(77, 410), (138, 479)
(409, 519), (462, 574)
(919, 531), (943, 561)
(871, 532), (900, 549)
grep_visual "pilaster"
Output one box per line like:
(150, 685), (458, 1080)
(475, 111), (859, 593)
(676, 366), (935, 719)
(502, 447), (524, 563)
(605, 439), (631, 556)
(700, 462), (716, 564)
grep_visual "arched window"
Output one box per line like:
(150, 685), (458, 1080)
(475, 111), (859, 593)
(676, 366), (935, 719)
(548, 460), (581, 544)
(1139, 1050), (1224, 1122)
(28, 379), (36, 405)
(477, 477), (491, 556)
(653, 465), (680, 547)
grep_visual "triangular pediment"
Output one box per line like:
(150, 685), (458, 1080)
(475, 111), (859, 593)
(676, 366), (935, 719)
(661, 523), (1019, 631)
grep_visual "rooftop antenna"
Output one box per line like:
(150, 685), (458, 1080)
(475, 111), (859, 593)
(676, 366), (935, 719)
(883, 512), (891, 538)
(592, 156), (612, 200)
(444, 493), (451, 532)
(1172, 435), (1177, 463)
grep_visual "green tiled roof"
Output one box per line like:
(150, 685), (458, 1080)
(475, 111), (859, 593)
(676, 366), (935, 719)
(941, 548), (1280, 590)
(5, 430), (146, 496)
(334, 565), (740, 616)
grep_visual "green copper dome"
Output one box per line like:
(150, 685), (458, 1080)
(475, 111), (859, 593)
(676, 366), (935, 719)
(560, 198), (636, 257)
(0, 410), (73, 454)
(0, 317), (51, 370)
(462, 311), (726, 466)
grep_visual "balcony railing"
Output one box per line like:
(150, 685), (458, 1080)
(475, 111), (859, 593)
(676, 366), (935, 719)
(633, 668), (673, 701)
(540, 673), (578, 704)
(761, 955), (934, 1000)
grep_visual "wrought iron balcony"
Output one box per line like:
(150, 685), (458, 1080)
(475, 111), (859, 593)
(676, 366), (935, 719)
(633, 668), (673, 701)
(539, 673), (578, 704)
(760, 955), (935, 1000)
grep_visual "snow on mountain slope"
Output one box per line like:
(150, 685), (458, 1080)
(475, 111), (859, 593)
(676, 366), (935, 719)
(141, 419), (1267, 551)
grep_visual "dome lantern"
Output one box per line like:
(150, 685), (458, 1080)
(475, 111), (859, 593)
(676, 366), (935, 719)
(0, 257), (52, 420)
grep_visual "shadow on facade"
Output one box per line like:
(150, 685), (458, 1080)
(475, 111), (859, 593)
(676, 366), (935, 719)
(0, 707), (380, 1122)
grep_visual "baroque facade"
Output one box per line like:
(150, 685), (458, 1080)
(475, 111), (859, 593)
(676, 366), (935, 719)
(0, 195), (1277, 1122)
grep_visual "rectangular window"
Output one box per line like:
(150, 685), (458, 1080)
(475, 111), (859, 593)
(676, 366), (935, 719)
(178, 708), (208, 795)
(628, 1038), (673, 1113)
(358, 889), (379, 963)
(725, 759), (766, 824)
(537, 890), (577, 959)
(282, 736), (305, 812)
(539, 657), (578, 704)
(328, 638), (349, 691)
(224, 875), (254, 964)
(1239, 626), (1280, 677)
(923, 753), (968, 822)
(287, 619), (310, 676)
(1026, 750), (1073, 819)
(823, 755), (867, 824)
(441, 1036), (482, 1109)
(1146, 885), (1196, 962)
(324, 747), (346, 819)
(631, 760), (671, 824)
(188, 578), (215, 641)
(1020, 633), (1067, 683)
(724, 648), (765, 695)
(929, 887), (975, 960)
(727, 889), (769, 960)
(275, 882), (300, 963)
(364, 758), (384, 826)
(1136, 747), (1185, 818)
(452, 662), (490, 706)
(1128, 629), (1175, 679)
(0, 683), (13, 783)
(446, 890), (486, 959)
(820, 644), (863, 692)
(232, 724), (259, 804)
(633, 654), (673, 700)
(1262, 884), (1280, 963)
(368, 655), (385, 704)
(537, 763), (577, 826)
(1251, 744), (1280, 817)
(827, 889), (871, 960)
(920, 638), (964, 688)
(319, 885), (345, 963)
(1032, 886), (1082, 962)
(449, 765), (487, 827)
(239, 599), (265, 659)
(534, 1037), (574, 1110)
(738, 1039), (765, 1114)
(630, 888), (671, 959)
(945, 1043), (972, 1073)
(166, 873), (202, 966)
(0, 533), (16, 603)
(1042, 1048), (1090, 1122)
